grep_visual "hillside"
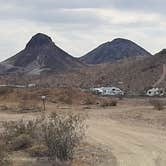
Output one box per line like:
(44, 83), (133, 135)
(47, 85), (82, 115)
(3, 33), (84, 75)
(80, 38), (152, 64)
(27, 49), (166, 94)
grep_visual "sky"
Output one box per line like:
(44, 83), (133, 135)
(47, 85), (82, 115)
(0, 0), (166, 61)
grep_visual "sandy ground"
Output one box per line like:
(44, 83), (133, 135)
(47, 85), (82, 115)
(1, 98), (166, 166)
(86, 98), (166, 166)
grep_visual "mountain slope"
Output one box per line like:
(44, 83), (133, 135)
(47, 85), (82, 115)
(4, 33), (84, 74)
(80, 38), (152, 64)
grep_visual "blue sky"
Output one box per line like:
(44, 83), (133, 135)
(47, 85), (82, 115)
(0, 0), (166, 60)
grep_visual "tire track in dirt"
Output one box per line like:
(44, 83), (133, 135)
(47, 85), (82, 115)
(87, 119), (166, 166)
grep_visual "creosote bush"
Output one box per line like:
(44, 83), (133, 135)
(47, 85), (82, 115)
(0, 142), (10, 166)
(2, 117), (43, 144)
(1, 112), (85, 162)
(11, 134), (33, 151)
(42, 113), (85, 161)
(100, 99), (118, 107)
(149, 99), (165, 111)
(83, 96), (95, 105)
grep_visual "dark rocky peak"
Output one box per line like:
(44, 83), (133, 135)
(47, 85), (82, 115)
(26, 33), (53, 49)
(157, 49), (166, 55)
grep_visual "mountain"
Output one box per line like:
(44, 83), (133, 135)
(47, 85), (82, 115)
(3, 33), (84, 75)
(80, 38), (152, 64)
(31, 49), (166, 94)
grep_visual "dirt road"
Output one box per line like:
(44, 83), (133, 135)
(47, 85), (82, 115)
(87, 117), (166, 166)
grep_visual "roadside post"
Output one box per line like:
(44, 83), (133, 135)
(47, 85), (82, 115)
(41, 95), (46, 111)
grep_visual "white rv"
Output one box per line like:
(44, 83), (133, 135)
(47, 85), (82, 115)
(91, 87), (124, 96)
(146, 88), (165, 96)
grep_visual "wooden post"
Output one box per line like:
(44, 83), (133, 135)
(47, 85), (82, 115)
(41, 96), (46, 111)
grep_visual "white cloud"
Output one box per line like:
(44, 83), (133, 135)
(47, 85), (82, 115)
(0, 1), (166, 61)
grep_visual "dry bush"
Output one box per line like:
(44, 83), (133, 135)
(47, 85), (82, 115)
(0, 87), (13, 96)
(57, 89), (73, 105)
(149, 99), (165, 111)
(0, 143), (11, 166)
(11, 134), (33, 151)
(83, 96), (96, 105)
(100, 99), (118, 107)
(41, 113), (85, 161)
(0, 105), (9, 111)
(1, 113), (85, 162)
(2, 117), (43, 144)
(17, 99), (42, 113)
(28, 144), (48, 157)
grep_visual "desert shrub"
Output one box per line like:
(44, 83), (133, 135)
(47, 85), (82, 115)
(0, 105), (9, 111)
(17, 99), (42, 113)
(1, 113), (85, 162)
(28, 144), (48, 157)
(11, 134), (33, 151)
(0, 87), (13, 96)
(41, 113), (85, 161)
(100, 99), (117, 107)
(83, 96), (95, 105)
(2, 117), (44, 144)
(149, 99), (165, 111)
(58, 88), (73, 105)
(58, 95), (73, 105)
(0, 143), (11, 166)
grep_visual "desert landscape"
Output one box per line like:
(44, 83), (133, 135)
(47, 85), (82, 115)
(0, 88), (166, 166)
(1, 1), (166, 166)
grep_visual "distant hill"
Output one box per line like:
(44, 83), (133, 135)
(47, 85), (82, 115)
(3, 33), (84, 75)
(26, 49), (166, 94)
(80, 38), (152, 64)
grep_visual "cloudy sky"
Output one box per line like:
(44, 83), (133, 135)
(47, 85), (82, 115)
(0, 0), (166, 61)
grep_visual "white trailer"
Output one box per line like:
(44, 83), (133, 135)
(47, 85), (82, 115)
(91, 87), (124, 96)
(146, 88), (165, 96)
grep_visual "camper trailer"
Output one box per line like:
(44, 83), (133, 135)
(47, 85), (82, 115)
(146, 88), (165, 97)
(91, 87), (124, 96)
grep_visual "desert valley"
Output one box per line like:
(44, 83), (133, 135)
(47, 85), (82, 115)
(0, 33), (166, 166)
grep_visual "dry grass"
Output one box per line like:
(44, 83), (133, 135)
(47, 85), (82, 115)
(0, 142), (11, 166)
(1, 112), (85, 165)
(149, 99), (165, 111)
(100, 98), (118, 107)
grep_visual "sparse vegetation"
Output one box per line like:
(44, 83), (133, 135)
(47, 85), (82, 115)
(1, 112), (85, 163)
(83, 96), (95, 105)
(17, 99), (42, 113)
(11, 134), (33, 151)
(28, 144), (48, 157)
(149, 99), (165, 111)
(41, 113), (85, 161)
(100, 99), (118, 107)
(0, 143), (11, 166)
(0, 87), (13, 96)
(57, 88), (73, 105)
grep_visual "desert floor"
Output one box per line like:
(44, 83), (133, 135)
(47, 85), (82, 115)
(1, 97), (166, 166)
